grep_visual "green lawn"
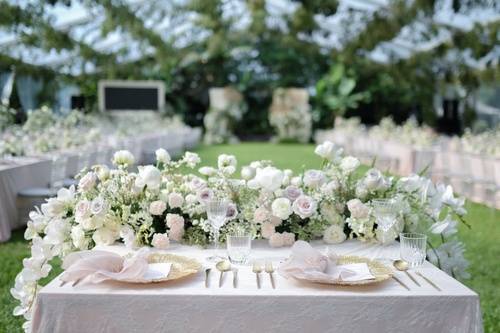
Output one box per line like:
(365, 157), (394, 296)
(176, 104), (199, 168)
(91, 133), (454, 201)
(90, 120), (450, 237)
(1, 143), (498, 332)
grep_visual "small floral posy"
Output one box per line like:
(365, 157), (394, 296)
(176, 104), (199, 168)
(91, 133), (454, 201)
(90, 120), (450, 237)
(12, 143), (470, 331)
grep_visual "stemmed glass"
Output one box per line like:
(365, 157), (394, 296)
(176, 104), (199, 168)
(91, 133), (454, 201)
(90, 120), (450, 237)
(372, 199), (399, 244)
(205, 198), (229, 262)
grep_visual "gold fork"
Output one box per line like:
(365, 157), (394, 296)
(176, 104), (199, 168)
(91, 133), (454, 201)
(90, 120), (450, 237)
(252, 261), (263, 289)
(265, 261), (276, 289)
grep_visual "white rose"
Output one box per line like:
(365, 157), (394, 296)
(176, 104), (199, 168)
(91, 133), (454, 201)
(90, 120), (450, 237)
(135, 165), (161, 190)
(254, 166), (284, 192)
(155, 148), (171, 164)
(90, 196), (108, 216)
(303, 169), (325, 188)
(340, 156), (360, 174)
(364, 168), (383, 190)
(323, 225), (346, 244)
(271, 198), (292, 220)
(199, 166), (217, 176)
(149, 200), (167, 216)
(183, 152), (200, 168)
(284, 185), (302, 201)
(241, 166), (256, 180)
(292, 195), (317, 219)
(314, 141), (343, 161)
(185, 194), (197, 205)
(71, 226), (88, 249)
(152, 233), (170, 249)
(75, 199), (91, 223)
(189, 177), (206, 191)
(78, 172), (96, 192)
(347, 199), (370, 219)
(112, 150), (135, 167)
(168, 192), (184, 208)
(92, 227), (117, 246)
(269, 233), (284, 248)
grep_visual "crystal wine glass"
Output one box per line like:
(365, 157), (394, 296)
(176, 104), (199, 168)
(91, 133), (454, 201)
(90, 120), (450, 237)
(206, 199), (229, 261)
(372, 198), (400, 245)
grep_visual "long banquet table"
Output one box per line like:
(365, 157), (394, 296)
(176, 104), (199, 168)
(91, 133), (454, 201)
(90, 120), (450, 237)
(32, 240), (482, 333)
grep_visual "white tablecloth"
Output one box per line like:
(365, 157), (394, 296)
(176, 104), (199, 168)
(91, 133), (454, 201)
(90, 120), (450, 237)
(0, 158), (51, 242)
(32, 240), (482, 333)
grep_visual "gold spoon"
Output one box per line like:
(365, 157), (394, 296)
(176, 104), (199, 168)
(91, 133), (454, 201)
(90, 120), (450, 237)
(215, 260), (231, 288)
(252, 261), (263, 289)
(394, 260), (421, 287)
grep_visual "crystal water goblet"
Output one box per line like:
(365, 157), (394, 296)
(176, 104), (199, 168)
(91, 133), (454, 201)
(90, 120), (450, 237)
(400, 233), (427, 268)
(206, 199), (229, 261)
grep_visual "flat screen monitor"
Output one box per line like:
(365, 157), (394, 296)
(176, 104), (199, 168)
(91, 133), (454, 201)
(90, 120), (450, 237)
(98, 80), (165, 112)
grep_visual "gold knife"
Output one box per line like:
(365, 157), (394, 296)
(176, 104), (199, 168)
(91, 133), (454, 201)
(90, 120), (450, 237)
(392, 275), (410, 291)
(405, 271), (421, 287)
(416, 271), (441, 291)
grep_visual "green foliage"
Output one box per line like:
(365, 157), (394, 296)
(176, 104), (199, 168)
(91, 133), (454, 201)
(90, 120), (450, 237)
(314, 64), (371, 127)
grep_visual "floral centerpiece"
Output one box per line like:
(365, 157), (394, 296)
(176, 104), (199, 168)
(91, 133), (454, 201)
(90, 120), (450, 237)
(12, 142), (469, 332)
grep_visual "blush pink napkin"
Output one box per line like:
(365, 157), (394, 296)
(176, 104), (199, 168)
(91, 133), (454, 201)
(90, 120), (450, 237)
(278, 241), (375, 283)
(60, 248), (150, 284)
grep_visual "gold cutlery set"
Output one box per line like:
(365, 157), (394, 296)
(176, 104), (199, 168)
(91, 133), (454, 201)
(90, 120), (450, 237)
(205, 260), (276, 289)
(392, 260), (441, 291)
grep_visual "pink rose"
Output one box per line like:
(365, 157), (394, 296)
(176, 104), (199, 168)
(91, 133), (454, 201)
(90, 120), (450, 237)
(226, 203), (238, 220)
(168, 193), (184, 208)
(253, 207), (269, 224)
(152, 233), (170, 249)
(269, 233), (284, 248)
(149, 200), (167, 216)
(292, 195), (317, 219)
(282, 232), (295, 246)
(269, 215), (283, 226)
(169, 225), (184, 242)
(166, 213), (184, 229)
(261, 222), (275, 239)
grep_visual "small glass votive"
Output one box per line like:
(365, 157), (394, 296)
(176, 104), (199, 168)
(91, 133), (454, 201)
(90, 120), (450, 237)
(226, 233), (251, 265)
(400, 233), (427, 268)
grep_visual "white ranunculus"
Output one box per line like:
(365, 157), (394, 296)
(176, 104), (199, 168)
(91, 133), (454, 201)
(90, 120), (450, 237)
(323, 225), (346, 244)
(241, 166), (256, 180)
(92, 227), (117, 246)
(218, 154), (237, 170)
(183, 152), (200, 168)
(303, 169), (325, 188)
(271, 198), (292, 220)
(95, 165), (110, 181)
(254, 166), (284, 191)
(314, 141), (343, 161)
(135, 165), (161, 190)
(199, 166), (217, 176)
(168, 192), (184, 208)
(155, 148), (171, 164)
(364, 168), (384, 190)
(290, 176), (302, 186)
(78, 172), (96, 192)
(347, 199), (370, 219)
(292, 195), (317, 219)
(340, 156), (360, 174)
(152, 233), (170, 249)
(185, 194), (197, 205)
(112, 150), (135, 167)
(149, 200), (167, 216)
